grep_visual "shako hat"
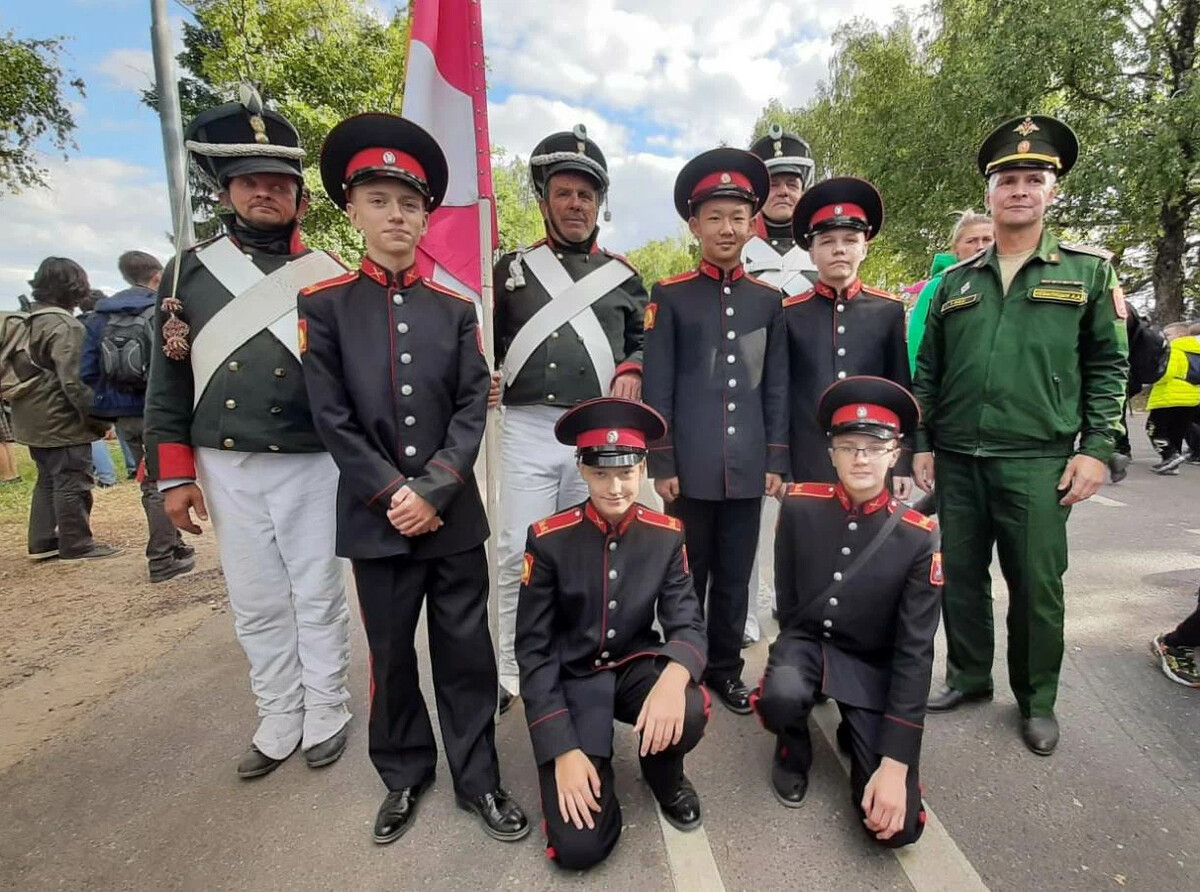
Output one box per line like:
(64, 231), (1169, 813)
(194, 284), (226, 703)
(529, 124), (610, 196)
(184, 85), (305, 187)
(750, 123), (815, 187)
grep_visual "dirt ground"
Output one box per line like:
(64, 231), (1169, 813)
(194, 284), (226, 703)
(0, 453), (228, 772)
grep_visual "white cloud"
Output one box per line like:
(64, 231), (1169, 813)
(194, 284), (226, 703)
(488, 94), (632, 159)
(97, 48), (157, 92)
(0, 156), (173, 308)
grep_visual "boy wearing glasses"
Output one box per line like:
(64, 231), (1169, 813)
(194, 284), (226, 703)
(753, 376), (941, 848)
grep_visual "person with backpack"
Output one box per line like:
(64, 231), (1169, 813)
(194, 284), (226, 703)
(81, 251), (194, 582)
(1, 258), (121, 561)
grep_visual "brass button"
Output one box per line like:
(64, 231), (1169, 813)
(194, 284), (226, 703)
(273, 368), (286, 377)
(270, 406), (282, 415)
(225, 399), (237, 409)
(227, 361), (240, 372)
(222, 438), (235, 449)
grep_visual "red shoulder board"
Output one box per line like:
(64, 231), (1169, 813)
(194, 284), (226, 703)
(657, 270), (699, 287)
(533, 507), (585, 538)
(745, 272), (781, 292)
(782, 289), (816, 308)
(423, 278), (474, 304)
(861, 284), (904, 303)
(785, 482), (837, 499)
(900, 508), (938, 532)
(300, 270), (358, 297)
(635, 506), (682, 532)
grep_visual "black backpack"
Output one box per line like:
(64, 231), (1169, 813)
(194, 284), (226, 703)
(99, 306), (155, 390)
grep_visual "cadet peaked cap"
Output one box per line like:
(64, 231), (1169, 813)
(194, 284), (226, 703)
(791, 176), (883, 250)
(320, 113), (449, 211)
(673, 147), (769, 220)
(555, 397), (667, 467)
(817, 376), (920, 441)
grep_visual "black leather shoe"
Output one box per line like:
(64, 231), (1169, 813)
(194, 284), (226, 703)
(1022, 714), (1059, 756)
(710, 677), (753, 715)
(456, 788), (530, 841)
(926, 684), (993, 713)
(304, 726), (348, 768)
(374, 785), (425, 845)
(497, 685), (515, 716)
(236, 745), (289, 779)
(657, 776), (702, 832)
(770, 761), (808, 808)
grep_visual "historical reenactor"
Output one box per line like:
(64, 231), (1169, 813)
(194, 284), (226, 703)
(754, 376), (939, 848)
(143, 91), (352, 779)
(743, 123), (817, 296)
(785, 177), (913, 493)
(492, 125), (648, 714)
(642, 147), (789, 714)
(517, 397), (709, 869)
(912, 115), (1130, 755)
(300, 113), (529, 845)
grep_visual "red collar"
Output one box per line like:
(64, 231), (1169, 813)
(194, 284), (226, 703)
(585, 501), (638, 535)
(814, 278), (862, 300)
(835, 482), (891, 515)
(698, 259), (745, 282)
(361, 256), (421, 288)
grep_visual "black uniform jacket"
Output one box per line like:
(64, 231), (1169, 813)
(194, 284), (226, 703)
(774, 482), (942, 766)
(299, 257), (490, 561)
(642, 260), (789, 500)
(783, 278), (911, 482)
(517, 500), (708, 765)
(144, 231), (328, 481)
(494, 237), (648, 406)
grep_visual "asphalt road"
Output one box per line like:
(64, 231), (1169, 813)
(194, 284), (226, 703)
(1, 421), (1197, 891)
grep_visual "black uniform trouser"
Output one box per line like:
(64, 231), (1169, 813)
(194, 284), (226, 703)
(27, 444), (95, 557)
(754, 635), (925, 848)
(667, 495), (761, 683)
(113, 417), (183, 569)
(1147, 406), (1194, 459)
(1165, 586), (1200, 648)
(351, 545), (500, 797)
(539, 658), (709, 871)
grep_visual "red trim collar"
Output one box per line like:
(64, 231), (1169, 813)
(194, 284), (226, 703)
(814, 278), (863, 300)
(835, 482), (890, 515)
(361, 256), (421, 288)
(585, 501), (638, 535)
(698, 259), (745, 282)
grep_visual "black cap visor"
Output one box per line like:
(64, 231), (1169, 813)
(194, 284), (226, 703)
(219, 156), (304, 185)
(829, 421), (902, 441)
(577, 447), (647, 468)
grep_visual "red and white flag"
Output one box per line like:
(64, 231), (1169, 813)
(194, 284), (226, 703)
(402, 0), (495, 302)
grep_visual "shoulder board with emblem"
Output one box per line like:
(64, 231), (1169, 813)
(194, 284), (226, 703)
(657, 270), (700, 287)
(899, 508), (938, 532)
(744, 272), (782, 292)
(532, 507), (585, 538)
(635, 507), (682, 533)
(785, 482), (837, 499)
(422, 278), (474, 304)
(300, 269), (358, 297)
(1058, 241), (1113, 261)
(943, 248), (988, 274)
(861, 284), (904, 303)
(782, 288), (816, 308)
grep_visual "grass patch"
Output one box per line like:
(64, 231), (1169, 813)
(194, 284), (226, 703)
(0, 441), (128, 525)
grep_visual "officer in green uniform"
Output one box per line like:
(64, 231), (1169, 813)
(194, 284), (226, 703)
(912, 115), (1129, 756)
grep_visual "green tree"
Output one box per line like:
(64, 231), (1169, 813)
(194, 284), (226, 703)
(492, 148), (544, 253)
(626, 230), (697, 291)
(0, 32), (85, 193)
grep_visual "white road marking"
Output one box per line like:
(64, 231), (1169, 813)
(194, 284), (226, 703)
(1185, 529), (1200, 536)
(810, 701), (990, 892)
(655, 806), (726, 891)
(1085, 495), (1126, 508)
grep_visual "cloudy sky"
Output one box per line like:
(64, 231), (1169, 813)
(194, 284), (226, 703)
(0, 0), (921, 308)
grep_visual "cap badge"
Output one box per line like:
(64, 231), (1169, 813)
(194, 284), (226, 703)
(856, 406), (868, 419)
(773, 141), (783, 156)
(573, 123), (588, 153)
(249, 115), (269, 145)
(383, 151), (396, 165)
(606, 430), (619, 444)
(834, 204), (844, 215)
(1017, 139), (1031, 154)
(720, 172), (732, 184)
(1014, 117), (1040, 137)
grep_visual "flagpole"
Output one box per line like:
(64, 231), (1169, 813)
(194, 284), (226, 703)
(478, 197), (500, 604)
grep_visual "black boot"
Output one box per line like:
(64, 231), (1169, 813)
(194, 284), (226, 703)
(770, 760), (808, 808)
(926, 684), (993, 713)
(236, 744), (290, 779)
(1021, 714), (1059, 756)
(374, 784), (426, 845)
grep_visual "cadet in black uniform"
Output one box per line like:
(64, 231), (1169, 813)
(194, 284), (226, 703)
(784, 178), (912, 491)
(517, 397), (709, 870)
(642, 148), (790, 715)
(754, 376), (941, 847)
(299, 114), (529, 846)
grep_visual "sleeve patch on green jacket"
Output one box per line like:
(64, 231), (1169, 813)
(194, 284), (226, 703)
(1029, 287), (1086, 305)
(941, 293), (981, 314)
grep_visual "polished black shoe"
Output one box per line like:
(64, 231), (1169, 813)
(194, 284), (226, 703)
(456, 788), (530, 841)
(236, 745), (289, 779)
(770, 761), (808, 808)
(710, 677), (753, 715)
(374, 785), (426, 845)
(657, 776), (702, 832)
(926, 684), (993, 713)
(497, 685), (515, 716)
(304, 726), (348, 768)
(1022, 714), (1059, 756)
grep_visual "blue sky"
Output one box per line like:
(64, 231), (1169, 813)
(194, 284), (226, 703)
(0, 0), (921, 307)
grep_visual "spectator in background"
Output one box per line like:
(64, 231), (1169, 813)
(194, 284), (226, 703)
(1145, 322), (1200, 475)
(10, 258), (121, 561)
(0, 398), (19, 484)
(78, 289), (119, 488)
(82, 251), (194, 582)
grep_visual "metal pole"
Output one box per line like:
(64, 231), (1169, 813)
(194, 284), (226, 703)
(150, 0), (194, 248)
(478, 197), (500, 606)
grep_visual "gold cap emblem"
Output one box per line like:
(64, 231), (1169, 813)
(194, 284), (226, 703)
(1017, 140), (1031, 154)
(720, 172), (732, 184)
(1014, 116), (1040, 137)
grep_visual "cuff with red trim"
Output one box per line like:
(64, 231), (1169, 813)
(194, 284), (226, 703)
(661, 639), (706, 683)
(876, 713), (923, 766)
(612, 360), (643, 383)
(528, 707), (582, 765)
(155, 443), (196, 480)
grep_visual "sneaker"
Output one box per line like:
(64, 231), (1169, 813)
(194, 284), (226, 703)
(59, 544), (123, 562)
(28, 548), (59, 561)
(1152, 453), (1185, 475)
(1186, 455), (1200, 466)
(149, 554), (196, 583)
(173, 543), (196, 561)
(1150, 634), (1200, 687)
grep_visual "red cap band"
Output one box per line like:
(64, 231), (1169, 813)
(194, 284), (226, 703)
(576, 428), (647, 450)
(831, 404), (900, 430)
(809, 202), (867, 228)
(691, 171), (754, 201)
(345, 148), (426, 184)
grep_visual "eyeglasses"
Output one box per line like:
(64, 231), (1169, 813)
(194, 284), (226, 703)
(830, 444), (896, 459)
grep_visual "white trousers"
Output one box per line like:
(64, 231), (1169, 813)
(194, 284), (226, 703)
(744, 496), (779, 641)
(496, 406), (590, 691)
(196, 448), (351, 758)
